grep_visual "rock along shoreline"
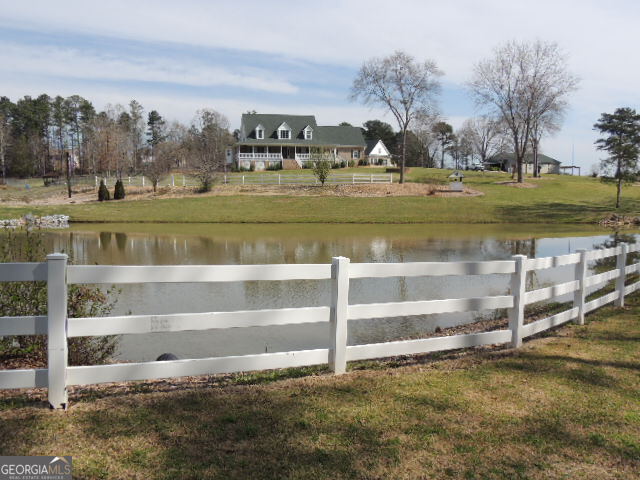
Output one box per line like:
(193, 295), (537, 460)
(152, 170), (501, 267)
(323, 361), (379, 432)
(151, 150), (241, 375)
(0, 214), (70, 229)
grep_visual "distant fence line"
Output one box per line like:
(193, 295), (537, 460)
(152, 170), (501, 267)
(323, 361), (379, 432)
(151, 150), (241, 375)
(0, 243), (638, 409)
(6, 173), (394, 189)
(222, 173), (393, 185)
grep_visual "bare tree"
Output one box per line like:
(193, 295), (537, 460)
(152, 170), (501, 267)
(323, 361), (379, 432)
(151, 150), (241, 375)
(469, 40), (578, 182)
(351, 51), (443, 183)
(530, 110), (561, 177)
(188, 109), (231, 192)
(412, 113), (440, 168)
(461, 116), (508, 165)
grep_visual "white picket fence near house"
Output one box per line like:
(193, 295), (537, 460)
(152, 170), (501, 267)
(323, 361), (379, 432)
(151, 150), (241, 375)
(0, 243), (638, 409)
(222, 173), (393, 185)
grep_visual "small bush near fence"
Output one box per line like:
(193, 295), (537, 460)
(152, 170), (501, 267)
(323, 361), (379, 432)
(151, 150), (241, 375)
(0, 230), (119, 366)
(312, 160), (332, 185)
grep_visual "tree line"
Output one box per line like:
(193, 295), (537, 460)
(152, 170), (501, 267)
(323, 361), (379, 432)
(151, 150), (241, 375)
(351, 41), (580, 183)
(0, 95), (232, 192)
(356, 116), (511, 171)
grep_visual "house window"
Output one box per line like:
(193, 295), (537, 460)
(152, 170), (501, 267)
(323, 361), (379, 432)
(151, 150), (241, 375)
(305, 130), (312, 140)
(352, 149), (361, 159)
(256, 128), (264, 140)
(279, 129), (290, 139)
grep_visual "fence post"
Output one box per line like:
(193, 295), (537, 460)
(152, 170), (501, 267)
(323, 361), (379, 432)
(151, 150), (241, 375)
(142, 176), (145, 187)
(94, 176), (98, 188)
(352, 174), (355, 184)
(615, 243), (628, 307)
(329, 256), (350, 374)
(183, 175), (186, 187)
(370, 174), (373, 184)
(242, 175), (245, 185)
(574, 248), (588, 325)
(47, 253), (68, 409)
(508, 255), (526, 348)
(128, 176), (131, 185)
(171, 175), (175, 187)
(278, 174), (281, 185)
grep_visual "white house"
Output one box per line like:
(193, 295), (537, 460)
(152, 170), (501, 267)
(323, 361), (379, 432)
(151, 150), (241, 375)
(365, 139), (392, 166)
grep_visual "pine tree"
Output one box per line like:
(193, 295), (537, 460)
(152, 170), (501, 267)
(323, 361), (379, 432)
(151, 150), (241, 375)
(594, 107), (640, 208)
(98, 179), (110, 201)
(113, 179), (125, 200)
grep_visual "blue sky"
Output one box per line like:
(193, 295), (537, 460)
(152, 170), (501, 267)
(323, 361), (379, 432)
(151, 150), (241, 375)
(1, 0), (639, 172)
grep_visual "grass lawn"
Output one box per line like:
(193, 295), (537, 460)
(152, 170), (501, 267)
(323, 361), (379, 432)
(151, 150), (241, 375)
(1, 295), (639, 479)
(0, 169), (639, 224)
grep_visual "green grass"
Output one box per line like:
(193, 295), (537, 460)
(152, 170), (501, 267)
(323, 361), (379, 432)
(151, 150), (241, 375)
(1, 169), (639, 224)
(1, 294), (639, 479)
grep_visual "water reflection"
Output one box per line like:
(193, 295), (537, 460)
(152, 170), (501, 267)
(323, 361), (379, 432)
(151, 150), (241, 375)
(35, 224), (638, 362)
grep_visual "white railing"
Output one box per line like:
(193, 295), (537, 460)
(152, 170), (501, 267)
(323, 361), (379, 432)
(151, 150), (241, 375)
(295, 153), (311, 160)
(223, 173), (393, 185)
(1, 243), (638, 409)
(238, 153), (283, 160)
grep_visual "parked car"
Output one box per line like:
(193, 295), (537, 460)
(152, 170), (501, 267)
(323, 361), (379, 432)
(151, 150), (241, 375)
(470, 163), (485, 171)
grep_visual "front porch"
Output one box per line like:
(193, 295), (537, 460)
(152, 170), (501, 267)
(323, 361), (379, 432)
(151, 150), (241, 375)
(237, 145), (340, 170)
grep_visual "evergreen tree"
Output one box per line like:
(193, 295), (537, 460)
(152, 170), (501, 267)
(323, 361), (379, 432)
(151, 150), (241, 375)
(98, 179), (110, 201)
(594, 107), (640, 208)
(113, 179), (125, 200)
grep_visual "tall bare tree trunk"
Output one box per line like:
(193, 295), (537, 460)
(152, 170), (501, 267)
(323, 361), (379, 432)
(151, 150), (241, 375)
(65, 151), (72, 198)
(532, 138), (539, 178)
(616, 177), (622, 209)
(400, 128), (407, 184)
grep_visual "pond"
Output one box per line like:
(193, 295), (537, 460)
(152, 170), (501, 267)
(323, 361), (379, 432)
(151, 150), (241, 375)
(30, 224), (640, 361)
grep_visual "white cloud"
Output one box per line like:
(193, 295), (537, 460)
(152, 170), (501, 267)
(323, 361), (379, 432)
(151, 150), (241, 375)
(0, 43), (297, 94)
(2, 0), (639, 172)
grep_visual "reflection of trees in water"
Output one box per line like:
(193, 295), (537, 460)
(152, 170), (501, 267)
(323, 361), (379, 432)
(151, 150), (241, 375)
(99, 231), (112, 250)
(44, 230), (552, 271)
(592, 232), (639, 271)
(115, 232), (127, 252)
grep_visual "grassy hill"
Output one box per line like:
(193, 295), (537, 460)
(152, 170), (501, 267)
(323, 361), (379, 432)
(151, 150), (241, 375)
(0, 169), (638, 224)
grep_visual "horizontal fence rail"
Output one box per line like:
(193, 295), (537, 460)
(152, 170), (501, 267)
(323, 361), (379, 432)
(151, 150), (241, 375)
(222, 173), (393, 185)
(0, 243), (638, 409)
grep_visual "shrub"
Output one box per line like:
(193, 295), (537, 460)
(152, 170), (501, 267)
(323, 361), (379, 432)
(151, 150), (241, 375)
(348, 160), (355, 168)
(266, 162), (282, 171)
(0, 229), (119, 366)
(312, 160), (331, 185)
(113, 179), (126, 200)
(249, 163), (256, 172)
(331, 162), (341, 169)
(98, 180), (110, 201)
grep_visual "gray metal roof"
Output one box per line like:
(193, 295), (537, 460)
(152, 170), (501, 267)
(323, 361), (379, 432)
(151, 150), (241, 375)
(487, 153), (561, 165)
(239, 114), (366, 147)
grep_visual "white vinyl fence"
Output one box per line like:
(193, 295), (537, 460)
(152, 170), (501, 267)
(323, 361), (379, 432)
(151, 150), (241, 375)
(222, 173), (393, 185)
(72, 173), (393, 189)
(0, 243), (638, 409)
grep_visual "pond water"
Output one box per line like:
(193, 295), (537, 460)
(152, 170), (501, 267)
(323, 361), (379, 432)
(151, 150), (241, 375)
(31, 224), (640, 361)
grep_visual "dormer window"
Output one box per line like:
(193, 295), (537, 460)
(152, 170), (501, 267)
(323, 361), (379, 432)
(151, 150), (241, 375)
(277, 122), (291, 140)
(255, 124), (264, 140)
(304, 125), (313, 140)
